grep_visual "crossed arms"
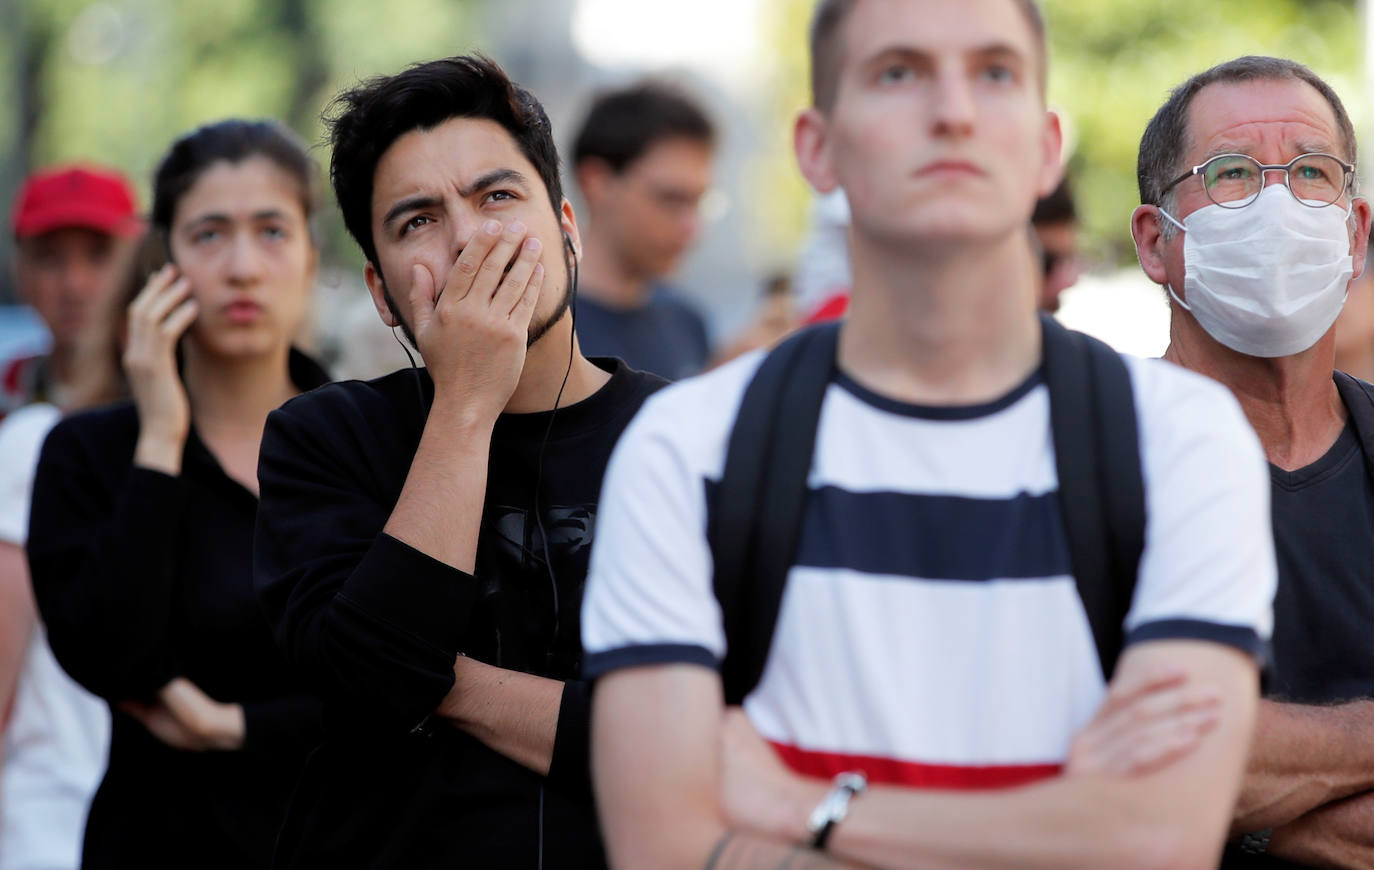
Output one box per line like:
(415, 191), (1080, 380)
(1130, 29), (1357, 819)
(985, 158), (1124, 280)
(593, 639), (1259, 870)
(1232, 700), (1374, 867)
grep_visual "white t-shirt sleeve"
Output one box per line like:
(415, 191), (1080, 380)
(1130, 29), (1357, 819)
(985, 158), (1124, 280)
(0, 404), (61, 546)
(582, 360), (761, 678)
(1123, 356), (1275, 659)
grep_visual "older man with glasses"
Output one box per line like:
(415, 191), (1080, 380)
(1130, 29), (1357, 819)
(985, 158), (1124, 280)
(1131, 55), (1374, 868)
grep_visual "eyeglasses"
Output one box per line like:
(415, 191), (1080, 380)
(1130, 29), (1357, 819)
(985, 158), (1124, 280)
(1160, 152), (1355, 209)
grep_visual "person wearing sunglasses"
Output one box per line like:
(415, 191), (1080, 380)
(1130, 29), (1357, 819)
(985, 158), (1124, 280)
(1131, 55), (1374, 868)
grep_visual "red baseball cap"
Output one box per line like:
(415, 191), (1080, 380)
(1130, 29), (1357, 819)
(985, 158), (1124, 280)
(11, 165), (142, 239)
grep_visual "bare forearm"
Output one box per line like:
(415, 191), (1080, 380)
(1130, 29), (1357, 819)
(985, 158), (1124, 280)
(438, 657), (560, 775)
(707, 832), (861, 870)
(382, 398), (495, 574)
(1235, 699), (1374, 831)
(1268, 790), (1374, 869)
(748, 774), (1221, 870)
(0, 543), (36, 718)
(745, 644), (1255, 870)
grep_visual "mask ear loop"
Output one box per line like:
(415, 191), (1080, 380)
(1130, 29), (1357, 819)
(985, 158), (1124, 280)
(1149, 205), (1192, 311)
(1156, 206), (1186, 234)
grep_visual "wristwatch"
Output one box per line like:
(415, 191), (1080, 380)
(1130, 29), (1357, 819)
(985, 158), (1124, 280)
(806, 772), (867, 851)
(1239, 829), (1272, 854)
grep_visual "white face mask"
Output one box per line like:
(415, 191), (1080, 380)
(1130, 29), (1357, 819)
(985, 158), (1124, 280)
(1159, 183), (1355, 358)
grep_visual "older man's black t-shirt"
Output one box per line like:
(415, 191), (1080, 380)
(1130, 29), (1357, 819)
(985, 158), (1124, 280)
(254, 358), (663, 870)
(1223, 419), (1374, 869)
(1268, 422), (1374, 703)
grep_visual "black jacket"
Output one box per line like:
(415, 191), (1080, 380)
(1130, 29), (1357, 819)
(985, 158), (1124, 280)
(254, 358), (664, 869)
(27, 350), (329, 870)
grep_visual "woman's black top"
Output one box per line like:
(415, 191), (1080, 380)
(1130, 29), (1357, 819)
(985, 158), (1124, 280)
(26, 350), (329, 870)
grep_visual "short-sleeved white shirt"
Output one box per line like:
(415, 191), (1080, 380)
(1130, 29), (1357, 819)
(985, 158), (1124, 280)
(0, 403), (109, 870)
(582, 350), (1275, 788)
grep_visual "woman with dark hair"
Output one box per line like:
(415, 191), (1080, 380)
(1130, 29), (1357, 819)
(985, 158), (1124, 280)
(26, 119), (328, 869)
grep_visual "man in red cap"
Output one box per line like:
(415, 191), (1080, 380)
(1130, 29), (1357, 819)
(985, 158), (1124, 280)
(1, 166), (139, 868)
(4, 165), (142, 417)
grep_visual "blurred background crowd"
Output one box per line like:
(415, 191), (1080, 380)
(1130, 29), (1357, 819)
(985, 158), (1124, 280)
(0, 0), (1368, 375)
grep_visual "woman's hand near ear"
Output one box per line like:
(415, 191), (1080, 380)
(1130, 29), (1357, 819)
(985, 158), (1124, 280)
(125, 264), (198, 475)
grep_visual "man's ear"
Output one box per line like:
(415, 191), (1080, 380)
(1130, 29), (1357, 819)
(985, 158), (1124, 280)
(559, 198), (583, 262)
(1349, 195), (1372, 281)
(1130, 204), (1170, 286)
(1036, 111), (1065, 198)
(795, 107), (838, 194)
(363, 260), (399, 328)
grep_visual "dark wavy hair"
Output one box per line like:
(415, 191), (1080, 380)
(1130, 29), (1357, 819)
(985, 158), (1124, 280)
(325, 54), (564, 271)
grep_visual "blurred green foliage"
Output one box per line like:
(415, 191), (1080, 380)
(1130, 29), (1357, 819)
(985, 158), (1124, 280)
(1046, 0), (1359, 264)
(763, 0), (1361, 265)
(0, 0), (481, 284)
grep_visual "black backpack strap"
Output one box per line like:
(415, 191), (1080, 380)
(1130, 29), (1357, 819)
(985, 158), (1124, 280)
(711, 315), (1144, 697)
(711, 322), (841, 705)
(1334, 371), (1374, 490)
(1040, 313), (1146, 680)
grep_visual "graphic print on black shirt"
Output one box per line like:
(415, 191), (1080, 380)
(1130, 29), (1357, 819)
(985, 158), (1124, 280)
(482, 502), (597, 675)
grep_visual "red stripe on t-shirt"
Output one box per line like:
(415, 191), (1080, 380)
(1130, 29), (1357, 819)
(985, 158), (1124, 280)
(769, 741), (1061, 790)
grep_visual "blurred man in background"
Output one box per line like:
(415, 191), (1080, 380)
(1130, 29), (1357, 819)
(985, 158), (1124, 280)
(3, 166), (141, 418)
(710, 272), (801, 366)
(570, 81), (714, 380)
(1131, 55), (1374, 868)
(794, 189), (853, 324)
(1, 164), (139, 870)
(1032, 176), (1080, 312)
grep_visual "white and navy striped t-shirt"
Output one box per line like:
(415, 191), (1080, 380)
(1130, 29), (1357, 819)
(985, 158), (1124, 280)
(582, 349), (1275, 789)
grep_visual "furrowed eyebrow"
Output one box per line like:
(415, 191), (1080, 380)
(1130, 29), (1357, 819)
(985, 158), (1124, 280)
(382, 195), (442, 230)
(1199, 141), (1340, 165)
(381, 170), (531, 230)
(457, 168), (530, 198)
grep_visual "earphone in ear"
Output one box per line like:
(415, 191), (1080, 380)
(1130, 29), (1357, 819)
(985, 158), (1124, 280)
(563, 233), (575, 256)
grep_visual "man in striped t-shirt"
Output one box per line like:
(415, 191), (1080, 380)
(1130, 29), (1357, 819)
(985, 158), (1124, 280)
(584, 1), (1275, 868)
